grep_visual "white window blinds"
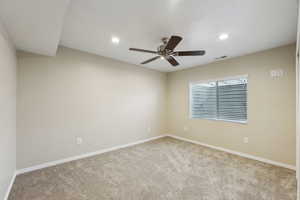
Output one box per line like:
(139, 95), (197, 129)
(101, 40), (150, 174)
(190, 76), (247, 123)
(190, 81), (217, 119)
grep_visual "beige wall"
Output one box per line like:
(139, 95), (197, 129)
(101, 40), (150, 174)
(17, 44), (296, 169)
(167, 44), (296, 165)
(0, 22), (16, 199)
(17, 47), (167, 169)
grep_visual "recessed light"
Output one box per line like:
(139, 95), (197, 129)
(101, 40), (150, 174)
(111, 37), (120, 44)
(219, 33), (229, 41)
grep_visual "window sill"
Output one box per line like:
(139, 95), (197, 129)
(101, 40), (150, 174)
(190, 117), (247, 125)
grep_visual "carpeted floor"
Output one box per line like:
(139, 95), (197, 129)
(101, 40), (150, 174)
(9, 137), (296, 200)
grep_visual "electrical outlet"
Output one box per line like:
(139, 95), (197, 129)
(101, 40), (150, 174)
(243, 137), (249, 144)
(147, 127), (151, 133)
(183, 126), (189, 132)
(76, 137), (83, 145)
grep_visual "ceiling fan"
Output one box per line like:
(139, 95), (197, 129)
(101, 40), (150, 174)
(129, 35), (205, 67)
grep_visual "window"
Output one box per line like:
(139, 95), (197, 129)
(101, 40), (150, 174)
(190, 76), (247, 123)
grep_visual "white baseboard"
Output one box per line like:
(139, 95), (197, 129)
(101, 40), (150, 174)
(4, 172), (16, 200)
(17, 135), (167, 175)
(16, 134), (296, 176)
(166, 134), (296, 171)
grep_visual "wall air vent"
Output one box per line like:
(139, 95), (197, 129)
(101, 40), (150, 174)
(215, 56), (228, 60)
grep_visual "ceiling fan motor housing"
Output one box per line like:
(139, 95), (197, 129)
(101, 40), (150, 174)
(158, 37), (173, 57)
(158, 46), (173, 57)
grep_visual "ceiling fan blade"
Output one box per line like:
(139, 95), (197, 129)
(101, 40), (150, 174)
(165, 35), (183, 51)
(141, 56), (161, 64)
(129, 48), (157, 54)
(166, 56), (179, 67)
(175, 50), (205, 56)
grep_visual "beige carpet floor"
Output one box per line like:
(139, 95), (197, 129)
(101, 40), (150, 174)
(9, 137), (296, 200)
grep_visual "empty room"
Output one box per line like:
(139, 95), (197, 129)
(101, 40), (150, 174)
(1, 0), (300, 199)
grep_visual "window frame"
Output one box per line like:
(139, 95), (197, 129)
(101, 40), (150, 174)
(189, 75), (248, 124)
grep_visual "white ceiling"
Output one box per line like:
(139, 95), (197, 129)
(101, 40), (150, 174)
(0, 0), (298, 71)
(0, 0), (70, 56)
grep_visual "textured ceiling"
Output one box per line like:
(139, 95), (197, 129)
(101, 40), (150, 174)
(0, 0), (297, 71)
(0, 0), (70, 56)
